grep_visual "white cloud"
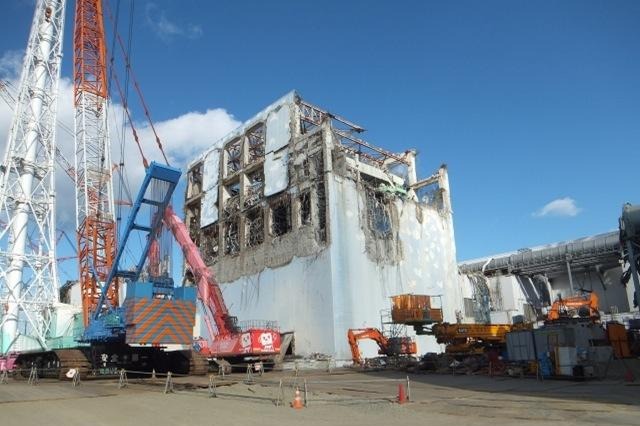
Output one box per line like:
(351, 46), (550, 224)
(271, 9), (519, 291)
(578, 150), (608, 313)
(533, 197), (582, 218)
(0, 57), (240, 233)
(144, 3), (203, 41)
(0, 50), (24, 78)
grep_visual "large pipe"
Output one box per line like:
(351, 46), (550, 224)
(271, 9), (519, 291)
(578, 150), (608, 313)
(459, 232), (620, 276)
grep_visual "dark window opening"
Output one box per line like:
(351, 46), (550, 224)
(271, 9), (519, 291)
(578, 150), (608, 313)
(247, 124), (265, 164)
(245, 208), (264, 247)
(245, 169), (264, 208)
(223, 219), (239, 255)
(187, 205), (201, 244)
(316, 182), (327, 242)
(300, 192), (311, 225)
(271, 196), (291, 237)
(300, 158), (310, 180)
(225, 139), (242, 175)
(366, 189), (392, 239)
(309, 151), (324, 177)
(223, 181), (240, 219)
(226, 181), (240, 196)
(202, 223), (219, 263)
(187, 163), (203, 198)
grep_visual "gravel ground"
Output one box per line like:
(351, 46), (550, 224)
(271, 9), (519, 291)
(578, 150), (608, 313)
(1, 369), (639, 425)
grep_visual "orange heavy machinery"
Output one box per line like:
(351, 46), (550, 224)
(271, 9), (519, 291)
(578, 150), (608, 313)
(547, 292), (600, 321)
(390, 294), (443, 332)
(347, 328), (417, 365)
(429, 323), (525, 354)
(390, 293), (529, 354)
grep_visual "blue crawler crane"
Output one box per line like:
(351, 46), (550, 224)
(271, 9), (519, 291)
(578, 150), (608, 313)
(12, 163), (207, 379)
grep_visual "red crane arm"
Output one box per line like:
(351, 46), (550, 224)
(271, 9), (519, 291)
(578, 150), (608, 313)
(163, 206), (235, 338)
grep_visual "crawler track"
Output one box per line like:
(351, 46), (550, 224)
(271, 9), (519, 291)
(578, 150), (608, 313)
(188, 350), (209, 375)
(14, 347), (208, 380)
(14, 349), (91, 380)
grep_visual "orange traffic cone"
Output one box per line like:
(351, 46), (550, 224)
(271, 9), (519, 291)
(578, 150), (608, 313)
(397, 383), (406, 404)
(290, 387), (304, 409)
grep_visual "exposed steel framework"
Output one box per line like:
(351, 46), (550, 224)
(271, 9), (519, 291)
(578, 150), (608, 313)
(0, 0), (66, 354)
(73, 0), (108, 103)
(73, 0), (117, 325)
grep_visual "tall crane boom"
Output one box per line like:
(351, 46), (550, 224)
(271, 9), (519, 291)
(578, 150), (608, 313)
(163, 206), (237, 338)
(0, 0), (66, 354)
(73, 0), (117, 325)
(163, 206), (281, 360)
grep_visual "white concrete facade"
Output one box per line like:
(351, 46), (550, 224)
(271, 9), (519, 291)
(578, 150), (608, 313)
(185, 92), (458, 360)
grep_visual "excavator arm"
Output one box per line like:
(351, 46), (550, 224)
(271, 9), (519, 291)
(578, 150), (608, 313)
(348, 328), (389, 365)
(347, 328), (416, 365)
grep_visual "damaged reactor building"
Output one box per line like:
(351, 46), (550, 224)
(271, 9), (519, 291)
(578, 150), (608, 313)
(184, 92), (459, 360)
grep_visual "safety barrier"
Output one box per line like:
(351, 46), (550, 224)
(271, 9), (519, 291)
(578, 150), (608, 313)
(71, 369), (81, 387)
(27, 366), (38, 385)
(270, 374), (412, 407)
(164, 372), (174, 394)
(208, 375), (217, 398)
(118, 369), (128, 389)
(0, 365), (413, 407)
(105, 367), (412, 406)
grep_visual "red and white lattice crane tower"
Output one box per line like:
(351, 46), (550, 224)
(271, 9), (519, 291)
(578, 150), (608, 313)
(73, 0), (118, 325)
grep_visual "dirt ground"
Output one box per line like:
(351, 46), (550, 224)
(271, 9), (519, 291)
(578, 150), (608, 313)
(1, 369), (639, 426)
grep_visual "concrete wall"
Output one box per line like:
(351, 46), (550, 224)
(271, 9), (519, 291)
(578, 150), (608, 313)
(187, 92), (459, 360)
(219, 250), (336, 356)
(327, 176), (456, 357)
(213, 170), (457, 360)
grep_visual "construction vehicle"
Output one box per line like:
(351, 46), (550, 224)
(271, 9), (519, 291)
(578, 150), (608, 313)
(1, 0), (281, 375)
(428, 322), (527, 354)
(390, 293), (529, 355)
(163, 206), (281, 367)
(546, 292), (600, 321)
(347, 328), (416, 365)
(10, 162), (282, 377)
(10, 163), (205, 378)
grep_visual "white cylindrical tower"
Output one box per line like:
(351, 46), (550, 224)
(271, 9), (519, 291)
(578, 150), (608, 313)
(0, 0), (66, 353)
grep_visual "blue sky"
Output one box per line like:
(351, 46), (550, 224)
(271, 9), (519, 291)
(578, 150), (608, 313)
(1, 0), (639, 275)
